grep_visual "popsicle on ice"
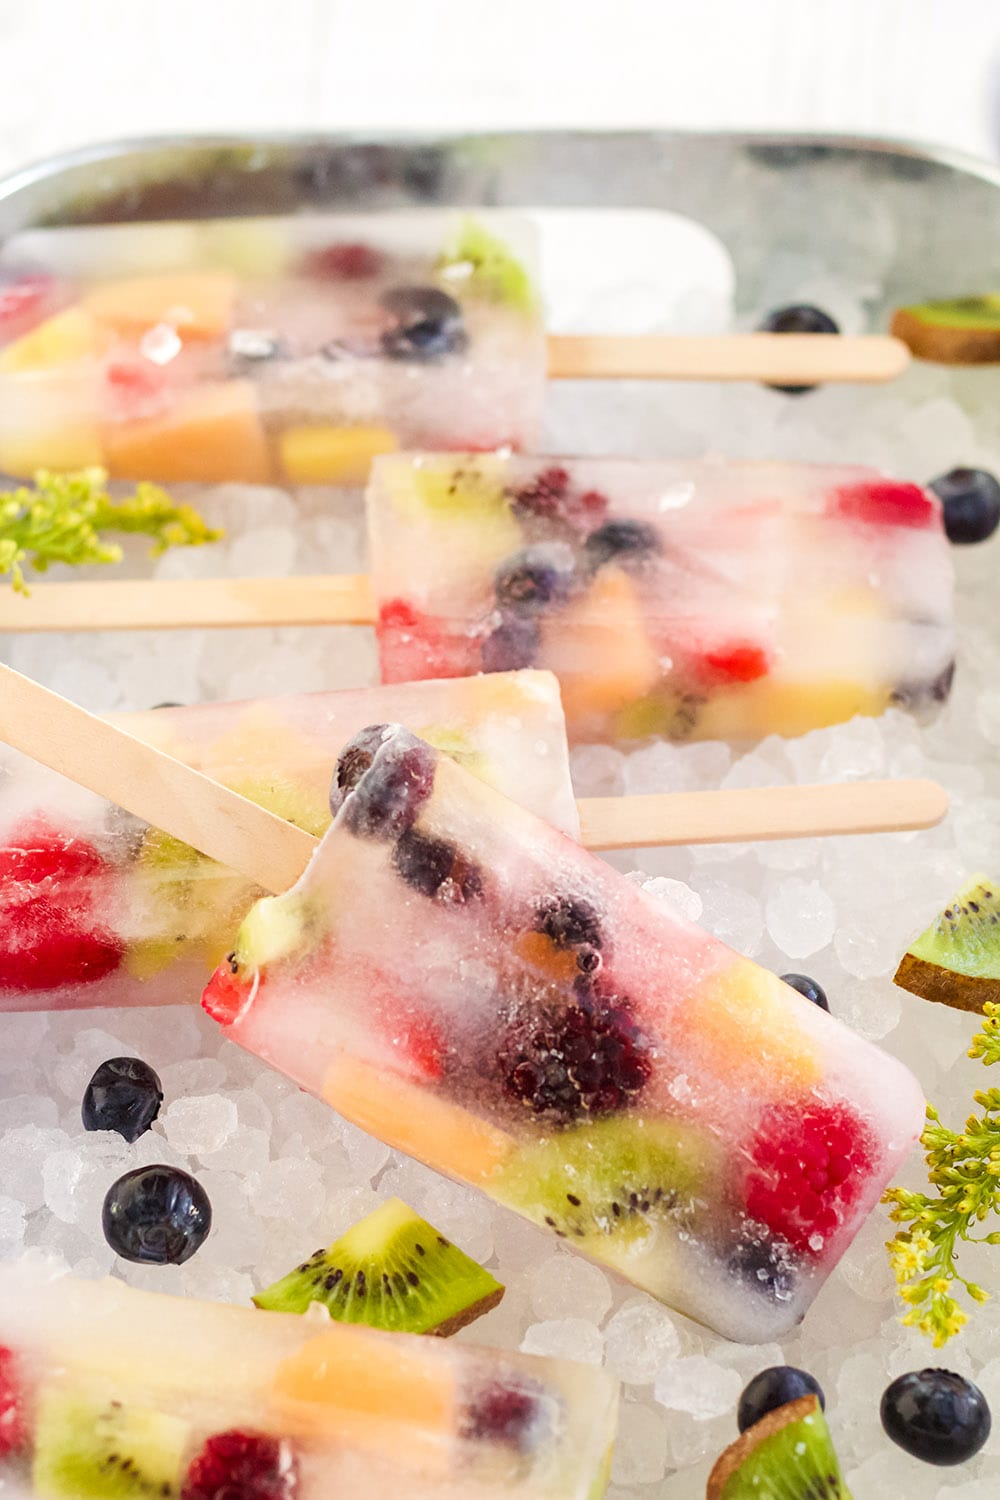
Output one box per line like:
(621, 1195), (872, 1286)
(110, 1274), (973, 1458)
(0, 1260), (618, 1500)
(203, 725), (926, 1343)
(0, 671), (576, 1013)
(0, 212), (544, 484)
(370, 454), (956, 743)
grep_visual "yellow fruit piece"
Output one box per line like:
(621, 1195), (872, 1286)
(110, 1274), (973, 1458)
(104, 381), (272, 484)
(83, 271), (236, 339)
(542, 566), (660, 727)
(0, 307), (100, 372)
(681, 958), (821, 1095)
(0, 420), (103, 476)
(324, 1054), (514, 1184)
(273, 1324), (455, 1470)
(695, 678), (891, 741)
(200, 220), (288, 278)
(279, 424), (398, 485)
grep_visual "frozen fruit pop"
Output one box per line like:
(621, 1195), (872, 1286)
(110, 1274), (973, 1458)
(203, 725), (925, 1343)
(0, 1260), (618, 1500)
(0, 212), (544, 483)
(369, 454), (956, 743)
(0, 671), (576, 1012)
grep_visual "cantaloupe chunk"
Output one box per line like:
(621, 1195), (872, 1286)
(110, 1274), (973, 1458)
(0, 308), (100, 372)
(273, 1324), (455, 1469)
(279, 424), (397, 484)
(324, 1053), (513, 1184)
(678, 958), (821, 1096)
(83, 272), (236, 340)
(0, 417), (103, 475)
(541, 565), (660, 727)
(103, 381), (272, 484)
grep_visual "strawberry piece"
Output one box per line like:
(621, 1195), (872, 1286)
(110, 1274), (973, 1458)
(304, 242), (384, 280)
(0, 823), (123, 993)
(202, 960), (255, 1027)
(699, 642), (771, 684)
(831, 480), (939, 530)
(744, 1102), (874, 1255)
(378, 997), (445, 1082)
(0, 1346), (26, 1456)
(0, 272), (56, 345)
(105, 357), (170, 420)
(376, 598), (478, 682)
(182, 1429), (297, 1500)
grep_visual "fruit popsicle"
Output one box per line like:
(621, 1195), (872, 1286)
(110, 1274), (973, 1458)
(0, 671), (576, 1013)
(0, 212), (543, 484)
(369, 454), (956, 743)
(203, 725), (925, 1343)
(0, 1260), (618, 1500)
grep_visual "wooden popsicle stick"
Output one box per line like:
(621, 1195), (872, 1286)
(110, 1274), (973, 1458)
(547, 333), (910, 384)
(0, 576), (375, 632)
(577, 778), (948, 850)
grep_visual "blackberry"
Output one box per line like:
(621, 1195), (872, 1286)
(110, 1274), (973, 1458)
(534, 894), (603, 951)
(393, 829), (484, 904)
(509, 466), (571, 521)
(499, 990), (651, 1124)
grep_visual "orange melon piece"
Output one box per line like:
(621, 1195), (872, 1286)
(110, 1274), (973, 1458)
(679, 958), (821, 1096)
(83, 271), (236, 339)
(279, 424), (398, 484)
(0, 307), (101, 372)
(104, 381), (272, 484)
(514, 929), (579, 984)
(541, 565), (660, 726)
(274, 1324), (455, 1470)
(324, 1053), (514, 1184)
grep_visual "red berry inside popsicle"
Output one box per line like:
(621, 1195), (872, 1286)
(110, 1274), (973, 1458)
(0, 1346), (27, 1456)
(743, 1102), (874, 1255)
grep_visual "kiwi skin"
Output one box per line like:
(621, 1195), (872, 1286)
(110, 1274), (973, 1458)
(894, 876), (1000, 1014)
(894, 950), (1000, 1014)
(253, 1197), (504, 1337)
(707, 1395), (849, 1500)
(891, 304), (1000, 365)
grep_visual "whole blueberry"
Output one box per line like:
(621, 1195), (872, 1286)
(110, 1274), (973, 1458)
(928, 467), (1000, 544)
(82, 1056), (163, 1143)
(380, 286), (467, 361)
(334, 725), (436, 841)
(481, 613), (540, 673)
(880, 1369), (991, 1465)
(583, 519), (660, 572)
(738, 1366), (826, 1433)
(102, 1165), (212, 1265)
(779, 973), (830, 1012)
(727, 1231), (798, 1305)
(494, 545), (575, 613)
(758, 303), (840, 394)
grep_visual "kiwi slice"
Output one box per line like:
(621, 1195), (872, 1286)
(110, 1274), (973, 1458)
(438, 217), (537, 314)
(894, 874), (1000, 1013)
(32, 1386), (188, 1499)
(707, 1394), (851, 1500)
(253, 1197), (504, 1336)
(891, 297), (1000, 364)
(493, 1115), (716, 1246)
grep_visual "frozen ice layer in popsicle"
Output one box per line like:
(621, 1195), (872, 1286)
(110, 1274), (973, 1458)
(0, 1260), (618, 1499)
(369, 454), (956, 743)
(0, 213), (543, 484)
(203, 725), (925, 1343)
(0, 671), (575, 1012)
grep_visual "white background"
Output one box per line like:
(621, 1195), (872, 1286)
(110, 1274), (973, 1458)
(0, 0), (999, 177)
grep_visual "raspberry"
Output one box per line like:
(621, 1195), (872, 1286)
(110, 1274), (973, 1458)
(510, 468), (609, 532)
(744, 1102), (874, 1254)
(0, 823), (123, 993)
(305, 242), (384, 279)
(499, 988), (651, 1124)
(182, 1430), (297, 1500)
(461, 1379), (545, 1450)
(0, 1346), (26, 1457)
(831, 480), (938, 530)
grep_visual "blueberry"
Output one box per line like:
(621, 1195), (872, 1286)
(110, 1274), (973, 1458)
(726, 1224), (798, 1304)
(393, 828), (483, 903)
(102, 1165), (211, 1265)
(494, 545), (575, 613)
(738, 1366), (825, 1433)
(82, 1057), (163, 1143)
(481, 613), (540, 673)
(881, 1369), (991, 1465)
(779, 973), (829, 1012)
(334, 725), (436, 841)
(583, 519), (660, 572)
(152, 701), (183, 710)
(928, 467), (1000, 544)
(535, 895), (603, 951)
(380, 286), (467, 361)
(757, 303), (840, 394)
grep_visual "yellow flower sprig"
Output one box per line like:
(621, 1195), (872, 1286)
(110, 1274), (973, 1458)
(0, 468), (221, 592)
(884, 1001), (1000, 1346)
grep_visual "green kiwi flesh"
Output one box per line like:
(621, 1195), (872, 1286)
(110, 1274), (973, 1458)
(438, 218), (537, 313)
(32, 1386), (188, 1499)
(891, 298), (1000, 364)
(707, 1395), (851, 1500)
(253, 1196), (504, 1336)
(492, 1115), (716, 1246)
(895, 874), (1000, 1012)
